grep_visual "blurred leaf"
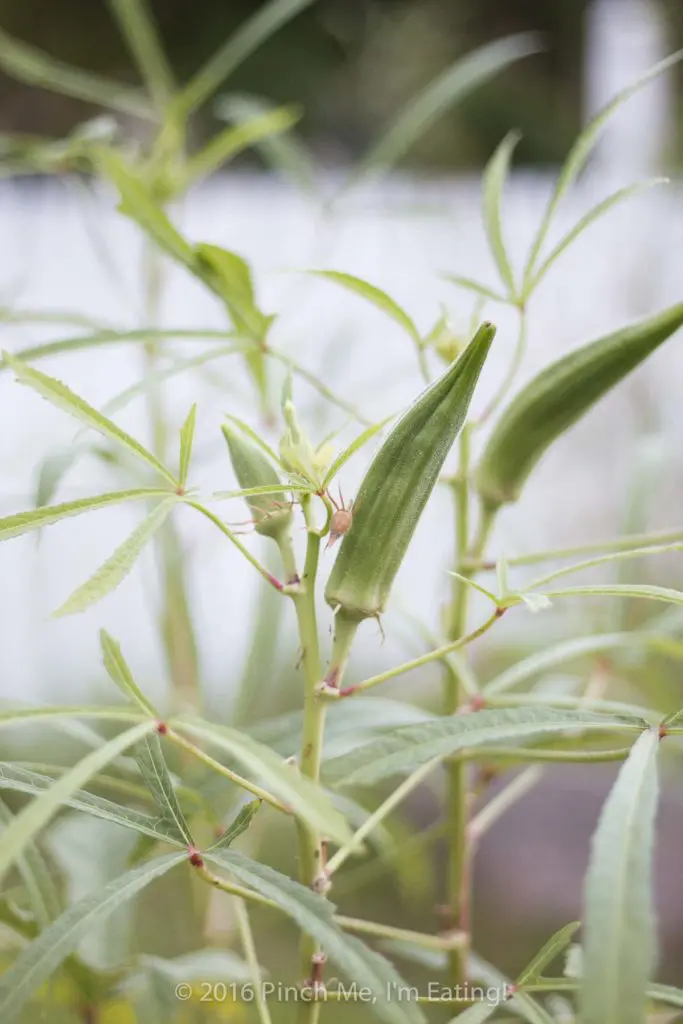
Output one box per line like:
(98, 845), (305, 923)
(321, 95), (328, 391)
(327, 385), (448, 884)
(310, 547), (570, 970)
(305, 270), (421, 346)
(195, 243), (271, 340)
(178, 403), (196, 487)
(0, 761), (183, 845)
(207, 800), (261, 852)
(0, 721), (154, 887)
(175, 719), (352, 845)
(223, 413), (282, 466)
(205, 849), (424, 1024)
(0, 706), (146, 728)
(580, 729), (660, 1024)
(528, 179), (667, 293)
(136, 734), (192, 846)
(0, 797), (61, 929)
(53, 498), (177, 617)
(107, 0), (175, 112)
(7, 327), (238, 366)
(324, 708), (643, 787)
(322, 417), (393, 488)
(184, 105), (301, 184)
(649, 984), (683, 1010)
(0, 852), (185, 1022)
(100, 630), (160, 718)
(3, 352), (177, 485)
(0, 26), (155, 119)
(524, 49), (683, 285)
(217, 93), (316, 193)
(172, 0), (316, 118)
(539, 583), (683, 607)
(482, 130), (520, 296)
(517, 922), (580, 985)
(0, 489), (169, 543)
(442, 275), (508, 304)
(351, 34), (540, 184)
(527, 540), (683, 591)
(232, 570), (285, 726)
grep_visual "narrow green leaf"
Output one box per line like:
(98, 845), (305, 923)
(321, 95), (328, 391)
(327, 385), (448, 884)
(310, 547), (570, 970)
(195, 243), (271, 341)
(541, 583), (683, 607)
(173, 719), (352, 846)
(0, 706), (147, 729)
(172, 0), (315, 117)
(178, 403), (197, 487)
(446, 570), (498, 604)
(527, 540), (683, 591)
(482, 130), (520, 295)
(580, 728), (660, 1024)
(351, 34), (539, 182)
(476, 303), (683, 508)
(184, 106), (300, 184)
(525, 50), (683, 284)
(322, 417), (393, 488)
(528, 179), (666, 293)
(442, 275), (509, 304)
(661, 707), (683, 729)
(216, 93), (316, 193)
(136, 734), (192, 846)
(0, 489), (169, 543)
(0, 26), (155, 119)
(53, 498), (177, 617)
(0, 797), (61, 929)
(305, 270), (421, 345)
(223, 414), (281, 465)
(3, 352), (177, 485)
(3, 327), (240, 366)
(0, 721), (154, 887)
(208, 801), (261, 852)
(517, 922), (580, 985)
(0, 852), (184, 1022)
(107, 0), (176, 111)
(0, 761), (184, 845)
(324, 708), (644, 788)
(205, 850), (424, 1024)
(100, 629), (159, 718)
(649, 983), (683, 1010)
(212, 483), (310, 500)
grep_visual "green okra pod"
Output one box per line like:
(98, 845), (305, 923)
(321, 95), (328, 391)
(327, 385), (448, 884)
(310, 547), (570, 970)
(476, 302), (683, 510)
(325, 322), (496, 624)
(222, 424), (292, 540)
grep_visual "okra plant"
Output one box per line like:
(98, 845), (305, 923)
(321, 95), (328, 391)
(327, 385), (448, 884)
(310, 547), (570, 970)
(1, 2), (683, 1022)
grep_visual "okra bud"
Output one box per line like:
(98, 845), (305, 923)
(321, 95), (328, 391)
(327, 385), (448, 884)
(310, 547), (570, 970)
(325, 322), (496, 623)
(221, 425), (292, 539)
(476, 302), (683, 510)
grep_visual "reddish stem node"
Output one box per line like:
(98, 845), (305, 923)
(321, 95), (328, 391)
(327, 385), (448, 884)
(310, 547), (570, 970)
(187, 846), (204, 868)
(267, 573), (284, 591)
(155, 721), (169, 735)
(658, 723), (669, 740)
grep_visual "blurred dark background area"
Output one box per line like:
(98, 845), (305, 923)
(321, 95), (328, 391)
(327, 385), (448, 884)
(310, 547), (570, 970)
(0, 0), (681, 170)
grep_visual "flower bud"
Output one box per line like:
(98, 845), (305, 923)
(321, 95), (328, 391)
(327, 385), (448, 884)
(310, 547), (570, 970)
(222, 424), (292, 539)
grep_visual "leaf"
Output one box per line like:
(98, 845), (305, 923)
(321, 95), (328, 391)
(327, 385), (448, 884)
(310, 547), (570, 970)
(442, 275), (509, 304)
(178, 403), (197, 487)
(4, 327), (238, 367)
(173, 719), (351, 846)
(0, 706), (146, 729)
(0, 852), (184, 1022)
(541, 583), (683, 608)
(136, 734), (192, 846)
(184, 105), (301, 184)
(322, 417), (394, 488)
(172, 0), (316, 117)
(305, 270), (421, 346)
(107, 0), (175, 112)
(0, 797), (61, 929)
(484, 632), (643, 695)
(0, 489), (170, 543)
(99, 630), (160, 718)
(223, 413), (281, 466)
(0, 761), (184, 845)
(324, 708), (644, 788)
(528, 179), (666, 292)
(351, 34), (540, 183)
(517, 922), (580, 985)
(482, 130), (520, 295)
(194, 244), (270, 340)
(476, 303), (683, 509)
(649, 983), (683, 1010)
(208, 801), (261, 852)
(205, 849), (424, 1024)
(527, 540), (683, 592)
(524, 50), (683, 284)
(0, 720), (154, 887)
(0, 26), (155, 119)
(3, 352), (177, 485)
(53, 498), (177, 617)
(580, 728), (660, 1024)
(217, 93), (316, 193)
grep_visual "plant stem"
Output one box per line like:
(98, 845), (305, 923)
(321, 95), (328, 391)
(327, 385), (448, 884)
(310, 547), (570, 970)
(233, 897), (272, 1024)
(290, 497), (327, 995)
(335, 916), (464, 952)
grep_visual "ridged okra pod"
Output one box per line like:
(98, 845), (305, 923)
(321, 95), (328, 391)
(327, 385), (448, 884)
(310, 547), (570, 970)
(476, 302), (683, 511)
(222, 425), (292, 540)
(325, 322), (496, 624)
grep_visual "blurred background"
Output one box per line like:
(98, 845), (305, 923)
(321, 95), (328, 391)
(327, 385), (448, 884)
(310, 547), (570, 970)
(1, 0), (683, 1019)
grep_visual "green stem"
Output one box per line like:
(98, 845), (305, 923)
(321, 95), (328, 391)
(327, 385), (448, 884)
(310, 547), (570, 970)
(186, 500), (284, 591)
(335, 916), (464, 952)
(233, 897), (273, 1024)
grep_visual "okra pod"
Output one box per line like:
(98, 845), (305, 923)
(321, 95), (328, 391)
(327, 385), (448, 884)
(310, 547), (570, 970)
(476, 302), (683, 510)
(222, 425), (292, 540)
(325, 322), (496, 623)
